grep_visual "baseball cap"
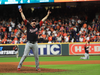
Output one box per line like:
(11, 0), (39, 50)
(31, 19), (36, 22)
(88, 41), (90, 44)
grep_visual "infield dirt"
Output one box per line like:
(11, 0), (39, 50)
(0, 60), (100, 73)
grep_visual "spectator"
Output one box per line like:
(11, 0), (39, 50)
(2, 37), (7, 44)
(52, 33), (56, 43)
(10, 21), (15, 29)
(0, 36), (2, 44)
(12, 36), (18, 44)
(48, 35), (52, 42)
(38, 35), (44, 43)
(79, 35), (83, 42)
(86, 35), (90, 42)
(64, 35), (69, 42)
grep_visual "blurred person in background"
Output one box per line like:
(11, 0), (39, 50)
(64, 34), (69, 42)
(79, 35), (83, 42)
(80, 41), (90, 59)
(13, 45), (19, 58)
(2, 37), (7, 44)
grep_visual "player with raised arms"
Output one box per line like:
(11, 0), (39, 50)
(17, 5), (51, 71)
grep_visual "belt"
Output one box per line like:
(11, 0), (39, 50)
(28, 41), (36, 44)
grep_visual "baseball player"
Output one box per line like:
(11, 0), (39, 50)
(80, 41), (90, 59)
(17, 6), (51, 71)
(13, 45), (19, 58)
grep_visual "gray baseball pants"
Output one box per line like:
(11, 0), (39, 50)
(17, 41), (39, 70)
(80, 53), (89, 59)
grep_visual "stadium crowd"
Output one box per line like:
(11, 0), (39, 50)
(0, 16), (100, 44)
(0, 6), (100, 44)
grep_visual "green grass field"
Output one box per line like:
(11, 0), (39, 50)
(0, 56), (100, 75)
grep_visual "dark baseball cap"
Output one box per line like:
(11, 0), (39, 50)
(88, 41), (90, 44)
(31, 19), (36, 22)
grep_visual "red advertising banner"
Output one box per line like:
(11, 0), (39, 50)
(55, 0), (100, 2)
(69, 43), (100, 55)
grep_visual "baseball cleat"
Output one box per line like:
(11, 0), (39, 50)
(36, 68), (41, 71)
(17, 68), (21, 71)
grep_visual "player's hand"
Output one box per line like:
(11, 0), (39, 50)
(19, 8), (22, 13)
(47, 10), (51, 15)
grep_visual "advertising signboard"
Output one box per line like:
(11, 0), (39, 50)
(0, 0), (54, 5)
(55, 0), (100, 2)
(29, 44), (61, 56)
(0, 45), (18, 55)
(69, 43), (100, 55)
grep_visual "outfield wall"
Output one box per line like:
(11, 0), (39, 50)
(0, 42), (100, 57)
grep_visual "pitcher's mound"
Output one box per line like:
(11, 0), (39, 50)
(0, 64), (67, 73)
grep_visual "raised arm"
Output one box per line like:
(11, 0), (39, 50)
(41, 10), (51, 22)
(19, 8), (26, 21)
